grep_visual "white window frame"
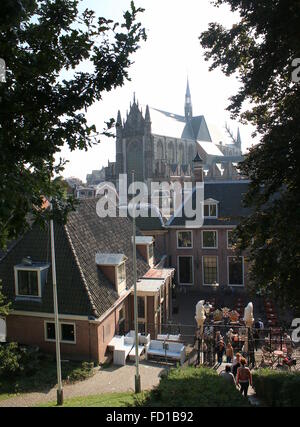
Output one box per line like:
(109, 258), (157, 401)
(227, 256), (244, 287)
(115, 261), (126, 288)
(44, 321), (76, 344)
(177, 255), (194, 286)
(176, 230), (193, 249)
(202, 256), (219, 286)
(14, 266), (47, 298)
(202, 230), (218, 249)
(227, 229), (235, 249)
(203, 199), (219, 219)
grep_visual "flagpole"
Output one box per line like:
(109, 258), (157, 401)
(50, 199), (63, 405)
(132, 171), (141, 393)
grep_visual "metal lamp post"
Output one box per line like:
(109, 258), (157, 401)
(131, 171), (141, 393)
(50, 200), (63, 406)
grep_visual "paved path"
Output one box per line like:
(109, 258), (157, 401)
(0, 362), (165, 407)
(0, 362), (261, 407)
(216, 363), (260, 405)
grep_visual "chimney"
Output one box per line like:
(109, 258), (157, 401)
(193, 152), (204, 183)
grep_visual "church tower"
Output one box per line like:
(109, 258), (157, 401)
(115, 110), (123, 179)
(184, 78), (193, 121)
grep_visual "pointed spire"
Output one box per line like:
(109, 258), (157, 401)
(133, 92), (136, 104)
(185, 77), (193, 121)
(117, 110), (122, 125)
(186, 76), (191, 97)
(236, 127), (242, 148)
(145, 105), (151, 122)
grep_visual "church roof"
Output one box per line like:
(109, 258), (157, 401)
(197, 140), (224, 156)
(149, 108), (186, 139)
(149, 108), (213, 142)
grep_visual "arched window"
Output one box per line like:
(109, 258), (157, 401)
(178, 143), (184, 164)
(157, 140), (164, 159)
(168, 142), (175, 162)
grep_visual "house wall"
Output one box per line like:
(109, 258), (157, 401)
(167, 228), (248, 290)
(6, 297), (130, 364)
(6, 315), (99, 361)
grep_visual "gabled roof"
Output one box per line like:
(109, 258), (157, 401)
(166, 181), (251, 227)
(0, 200), (152, 318)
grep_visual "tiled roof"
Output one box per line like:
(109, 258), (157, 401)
(0, 199), (151, 318)
(166, 181), (251, 227)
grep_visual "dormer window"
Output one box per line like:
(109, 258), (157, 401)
(95, 253), (127, 295)
(135, 236), (154, 267)
(204, 199), (218, 218)
(117, 262), (126, 287)
(14, 258), (50, 298)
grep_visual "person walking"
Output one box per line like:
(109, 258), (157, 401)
(232, 352), (242, 378)
(216, 340), (225, 365)
(236, 358), (253, 398)
(226, 342), (234, 363)
(219, 365), (236, 386)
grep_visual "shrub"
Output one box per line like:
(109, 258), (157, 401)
(0, 342), (22, 377)
(142, 367), (249, 407)
(67, 361), (94, 383)
(252, 369), (300, 407)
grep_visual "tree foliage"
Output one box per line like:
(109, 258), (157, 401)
(0, 282), (11, 317)
(200, 0), (300, 309)
(0, 0), (146, 247)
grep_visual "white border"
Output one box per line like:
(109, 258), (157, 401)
(202, 230), (218, 249)
(176, 230), (193, 249)
(44, 320), (76, 344)
(177, 255), (194, 286)
(227, 256), (244, 287)
(203, 200), (218, 219)
(202, 255), (219, 286)
(14, 266), (48, 298)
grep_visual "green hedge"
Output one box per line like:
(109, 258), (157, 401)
(142, 367), (250, 407)
(252, 369), (300, 407)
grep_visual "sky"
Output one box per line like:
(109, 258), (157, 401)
(58, 0), (258, 182)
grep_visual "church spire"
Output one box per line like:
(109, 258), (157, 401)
(185, 77), (193, 121)
(236, 127), (242, 149)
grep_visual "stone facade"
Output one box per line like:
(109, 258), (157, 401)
(104, 81), (245, 188)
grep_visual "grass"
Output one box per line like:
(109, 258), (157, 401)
(40, 366), (250, 408)
(40, 392), (147, 407)
(0, 356), (95, 402)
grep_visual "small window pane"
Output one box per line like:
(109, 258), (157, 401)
(210, 204), (217, 217)
(118, 263), (126, 284)
(203, 231), (217, 248)
(17, 270), (39, 296)
(46, 322), (55, 340)
(177, 231), (192, 248)
(148, 243), (154, 260)
(137, 296), (145, 318)
(61, 324), (75, 342)
(204, 205), (210, 217)
(203, 256), (218, 285)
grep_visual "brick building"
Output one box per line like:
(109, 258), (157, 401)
(0, 200), (174, 363)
